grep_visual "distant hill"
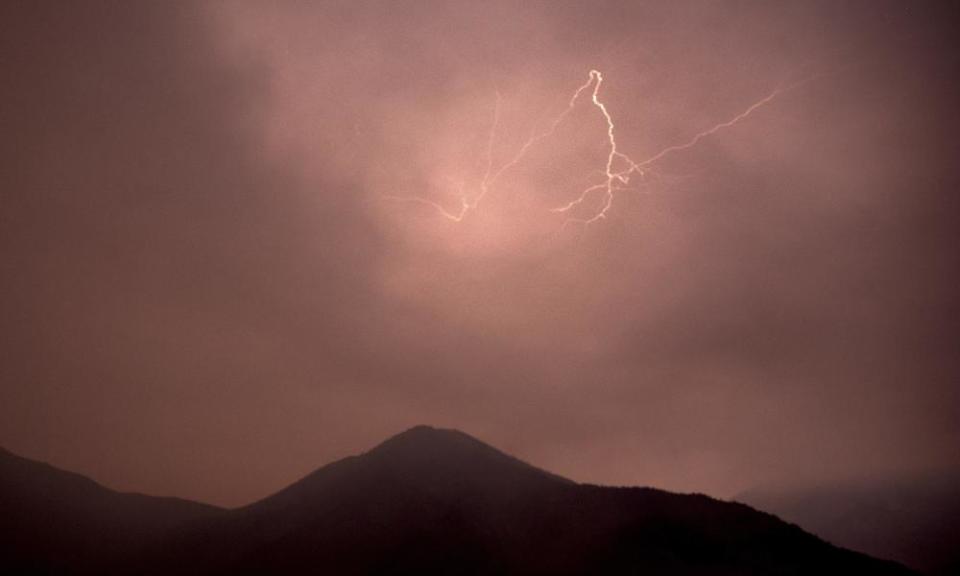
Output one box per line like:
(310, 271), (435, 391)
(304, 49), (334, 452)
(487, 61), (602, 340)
(2, 427), (915, 575)
(740, 479), (960, 576)
(0, 446), (222, 575)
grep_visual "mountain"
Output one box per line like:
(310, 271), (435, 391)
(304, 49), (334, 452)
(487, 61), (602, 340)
(740, 479), (960, 576)
(0, 446), (222, 575)
(144, 426), (912, 575)
(3, 427), (916, 575)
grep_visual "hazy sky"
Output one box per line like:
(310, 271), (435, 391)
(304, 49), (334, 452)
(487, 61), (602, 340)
(2, 1), (958, 507)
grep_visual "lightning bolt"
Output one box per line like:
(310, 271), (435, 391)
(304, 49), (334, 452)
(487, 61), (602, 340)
(551, 72), (818, 226)
(385, 73), (596, 221)
(386, 69), (814, 227)
(549, 70), (630, 226)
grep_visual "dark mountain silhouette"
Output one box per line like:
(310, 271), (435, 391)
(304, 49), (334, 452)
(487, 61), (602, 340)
(3, 427), (916, 575)
(0, 446), (222, 575)
(740, 479), (960, 576)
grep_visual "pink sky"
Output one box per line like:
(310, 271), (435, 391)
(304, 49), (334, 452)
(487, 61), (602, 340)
(1, 1), (958, 507)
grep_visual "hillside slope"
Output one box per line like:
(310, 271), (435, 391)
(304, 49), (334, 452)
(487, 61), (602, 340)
(0, 447), (222, 575)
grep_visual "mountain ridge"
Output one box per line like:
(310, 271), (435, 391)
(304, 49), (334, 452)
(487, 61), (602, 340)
(1, 427), (917, 575)
(0, 445), (222, 575)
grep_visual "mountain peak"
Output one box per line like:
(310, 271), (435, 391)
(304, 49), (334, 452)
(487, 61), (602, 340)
(380, 424), (464, 441)
(363, 425), (572, 487)
(367, 425), (491, 457)
(248, 425), (573, 517)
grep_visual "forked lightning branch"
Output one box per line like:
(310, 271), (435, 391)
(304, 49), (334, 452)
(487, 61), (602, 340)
(385, 69), (813, 227)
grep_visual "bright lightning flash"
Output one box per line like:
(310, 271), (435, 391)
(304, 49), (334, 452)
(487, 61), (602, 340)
(386, 69), (812, 227)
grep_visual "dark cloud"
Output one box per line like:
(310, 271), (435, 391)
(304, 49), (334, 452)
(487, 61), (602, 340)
(1, 0), (957, 506)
